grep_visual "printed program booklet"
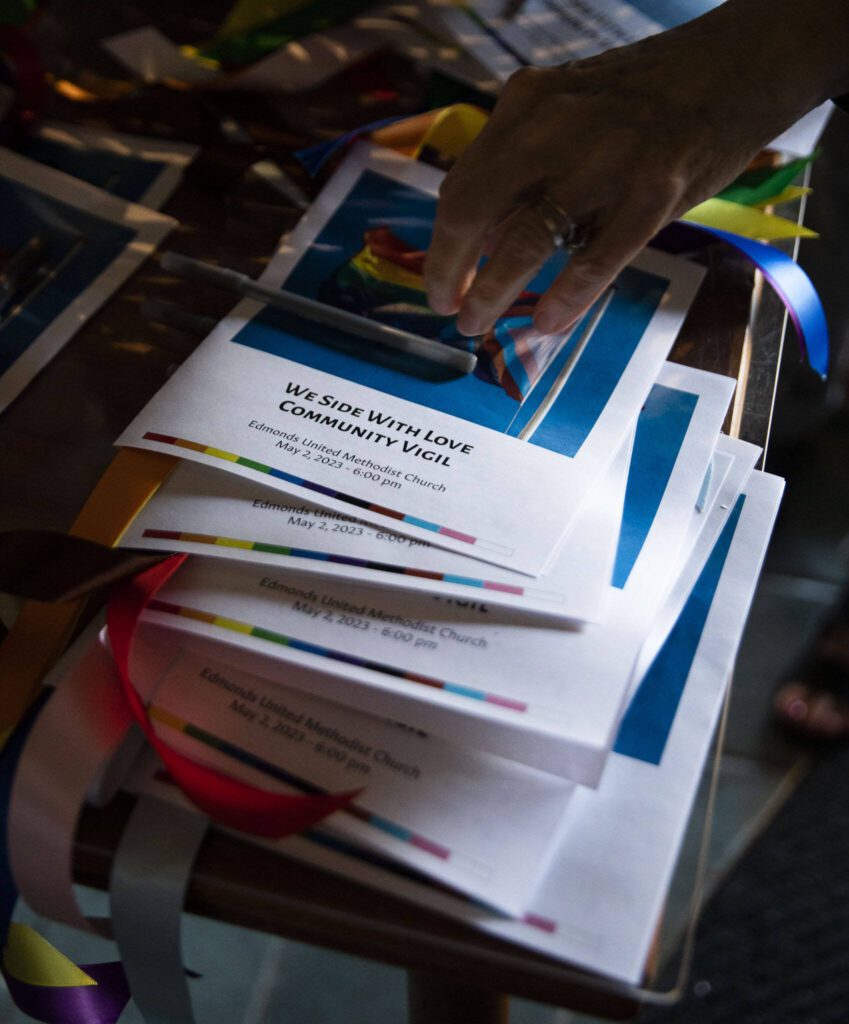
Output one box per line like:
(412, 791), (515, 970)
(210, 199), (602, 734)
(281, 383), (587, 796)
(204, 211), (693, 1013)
(121, 629), (575, 914)
(119, 143), (704, 576)
(136, 469), (784, 983)
(134, 368), (737, 785)
(120, 363), (732, 622)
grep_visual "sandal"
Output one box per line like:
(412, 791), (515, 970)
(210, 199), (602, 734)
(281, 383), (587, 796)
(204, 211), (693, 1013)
(773, 597), (849, 742)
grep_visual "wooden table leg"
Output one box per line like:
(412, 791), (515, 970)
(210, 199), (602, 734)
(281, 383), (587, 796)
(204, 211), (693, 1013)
(407, 970), (509, 1024)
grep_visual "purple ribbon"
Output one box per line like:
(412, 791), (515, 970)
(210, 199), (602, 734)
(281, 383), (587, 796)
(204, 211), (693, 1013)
(2, 962), (130, 1024)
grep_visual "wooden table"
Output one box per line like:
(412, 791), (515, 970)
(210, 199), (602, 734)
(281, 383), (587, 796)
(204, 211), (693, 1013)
(0, 3), (793, 1019)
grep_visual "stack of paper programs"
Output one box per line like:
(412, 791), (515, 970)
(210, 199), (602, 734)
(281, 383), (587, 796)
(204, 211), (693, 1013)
(49, 140), (782, 985)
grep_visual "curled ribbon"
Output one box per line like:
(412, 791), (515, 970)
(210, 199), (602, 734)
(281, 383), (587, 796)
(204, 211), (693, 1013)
(685, 224), (829, 380)
(2, 927), (129, 1024)
(107, 554), (359, 838)
(1, 694), (131, 1024)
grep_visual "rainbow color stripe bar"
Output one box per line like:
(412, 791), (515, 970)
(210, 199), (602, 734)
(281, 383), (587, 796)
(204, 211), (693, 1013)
(523, 912), (557, 933)
(142, 433), (511, 555)
(153, 769), (552, 918)
(150, 706), (450, 860)
(147, 598), (527, 712)
(142, 528), (561, 602)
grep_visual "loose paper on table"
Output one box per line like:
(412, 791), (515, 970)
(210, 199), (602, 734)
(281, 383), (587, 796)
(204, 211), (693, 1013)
(0, 148), (174, 415)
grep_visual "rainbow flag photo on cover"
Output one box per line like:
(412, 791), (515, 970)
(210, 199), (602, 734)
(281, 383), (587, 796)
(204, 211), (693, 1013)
(231, 143), (672, 451)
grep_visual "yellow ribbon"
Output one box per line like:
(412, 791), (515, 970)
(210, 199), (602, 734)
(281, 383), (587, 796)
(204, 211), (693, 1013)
(752, 185), (811, 209)
(412, 103), (489, 163)
(0, 448), (176, 740)
(3, 925), (97, 987)
(679, 197), (816, 240)
(371, 105), (814, 242)
(215, 0), (313, 39)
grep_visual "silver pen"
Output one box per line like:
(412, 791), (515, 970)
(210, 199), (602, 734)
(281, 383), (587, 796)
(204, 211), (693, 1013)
(160, 252), (477, 374)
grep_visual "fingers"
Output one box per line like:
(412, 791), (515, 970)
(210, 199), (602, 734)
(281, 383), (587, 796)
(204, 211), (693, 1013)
(424, 69), (558, 316)
(425, 57), (682, 331)
(424, 149), (528, 316)
(533, 195), (674, 334)
(454, 204), (555, 336)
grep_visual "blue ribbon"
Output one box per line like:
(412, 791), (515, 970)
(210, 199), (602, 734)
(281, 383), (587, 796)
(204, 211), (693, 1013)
(687, 224), (829, 379)
(294, 115), (405, 176)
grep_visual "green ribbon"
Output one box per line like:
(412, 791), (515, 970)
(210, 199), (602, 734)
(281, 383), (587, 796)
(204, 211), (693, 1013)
(198, 0), (379, 66)
(718, 154), (817, 207)
(0, 0), (39, 27)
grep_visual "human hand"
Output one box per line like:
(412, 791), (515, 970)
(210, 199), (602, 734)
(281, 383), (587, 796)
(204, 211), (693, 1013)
(424, 0), (844, 336)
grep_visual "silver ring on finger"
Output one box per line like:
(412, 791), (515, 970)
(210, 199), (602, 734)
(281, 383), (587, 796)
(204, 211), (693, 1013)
(536, 194), (588, 252)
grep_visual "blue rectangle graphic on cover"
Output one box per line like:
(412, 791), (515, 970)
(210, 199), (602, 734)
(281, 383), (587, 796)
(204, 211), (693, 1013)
(0, 178), (132, 376)
(629, 0), (716, 29)
(18, 135), (164, 204)
(231, 168), (667, 457)
(614, 495), (745, 764)
(612, 383), (699, 589)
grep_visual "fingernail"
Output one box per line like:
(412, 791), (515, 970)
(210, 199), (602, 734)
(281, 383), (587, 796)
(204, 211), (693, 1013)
(456, 312), (484, 337)
(429, 292), (458, 316)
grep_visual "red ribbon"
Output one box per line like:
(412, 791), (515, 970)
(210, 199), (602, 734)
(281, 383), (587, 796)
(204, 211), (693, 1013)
(107, 554), (359, 838)
(0, 27), (46, 141)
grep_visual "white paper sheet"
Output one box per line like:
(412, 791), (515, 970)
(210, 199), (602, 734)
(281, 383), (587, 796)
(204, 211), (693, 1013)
(695, 449), (733, 517)
(0, 148), (175, 415)
(767, 102), (832, 158)
(25, 122), (197, 210)
(136, 363), (730, 784)
(119, 143), (704, 576)
(119, 439), (626, 623)
(630, 434), (759, 640)
(433, 0), (662, 81)
(123, 633), (574, 913)
(102, 27), (221, 84)
(629, 434), (759, 685)
(136, 468), (783, 984)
